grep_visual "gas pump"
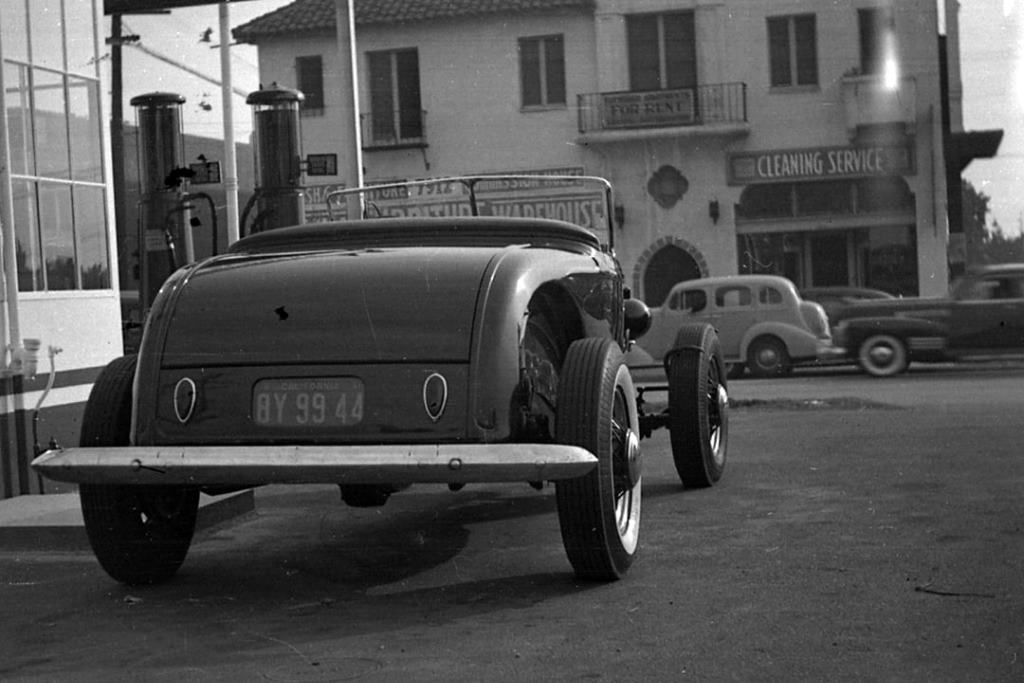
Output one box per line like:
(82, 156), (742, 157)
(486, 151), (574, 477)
(241, 87), (306, 234)
(127, 92), (218, 352)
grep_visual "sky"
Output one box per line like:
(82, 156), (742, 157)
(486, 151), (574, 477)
(117, 0), (1024, 235)
(959, 0), (1024, 235)
(111, 0), (291, 139)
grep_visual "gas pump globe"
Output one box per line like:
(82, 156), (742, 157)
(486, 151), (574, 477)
(244, 87), (306, 233)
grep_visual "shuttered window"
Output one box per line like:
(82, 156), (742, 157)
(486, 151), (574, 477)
(767, 14), (818, 87)
(519, 34), (566, 107)
(296, 55), (324, 113)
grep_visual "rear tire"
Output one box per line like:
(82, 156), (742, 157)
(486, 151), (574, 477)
(667, 324), (729, 488)
(555, 338), (641, 581)
(79, 355), (199, 585)
(746, 336), (790, 378)
(858, 334), (908, 377)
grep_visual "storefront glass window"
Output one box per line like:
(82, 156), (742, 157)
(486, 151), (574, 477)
(865, 225), (918, 296)
(739, 177), (913, 221)
(857, 177), (914, 213)
(737, 225), (918, 296)
(795, 180), (852, 215)
(737, 183), (793, 219)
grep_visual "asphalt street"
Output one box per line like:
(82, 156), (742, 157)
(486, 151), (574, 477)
(1, 362), (1022, 682)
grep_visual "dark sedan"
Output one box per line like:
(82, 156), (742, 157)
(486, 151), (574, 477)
(799, 286), (895, 323)
(830, 264), (1024, 376)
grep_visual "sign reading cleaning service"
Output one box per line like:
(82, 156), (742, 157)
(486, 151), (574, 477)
(728, 144), (915, 185)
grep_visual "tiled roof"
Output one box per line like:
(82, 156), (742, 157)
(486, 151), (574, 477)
(233, 0), (594, 42)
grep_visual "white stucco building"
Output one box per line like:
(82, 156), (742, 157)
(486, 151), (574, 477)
(236, 0), (994, 306)
(0, 0), (122, 497)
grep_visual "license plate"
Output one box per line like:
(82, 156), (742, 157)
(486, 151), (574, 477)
(252, 377), (364, 427)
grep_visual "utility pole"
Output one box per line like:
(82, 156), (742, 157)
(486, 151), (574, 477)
(109, 15), (128, 290)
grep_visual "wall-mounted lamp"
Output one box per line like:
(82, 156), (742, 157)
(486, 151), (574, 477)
(708, 199), (720, 225)
(613, 203), (625, 230)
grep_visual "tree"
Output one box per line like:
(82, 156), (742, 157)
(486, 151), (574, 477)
(961, 179), (1024, 265)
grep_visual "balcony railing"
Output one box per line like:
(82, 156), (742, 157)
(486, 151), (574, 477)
(577, 82), (747, 134)
(360, 109), (427, 150)
(840, 74), (916, 139)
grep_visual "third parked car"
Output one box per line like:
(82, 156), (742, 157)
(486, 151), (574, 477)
(628, 274), (842, 378)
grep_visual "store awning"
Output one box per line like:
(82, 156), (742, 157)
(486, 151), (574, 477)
(951, 129), (1004, 172)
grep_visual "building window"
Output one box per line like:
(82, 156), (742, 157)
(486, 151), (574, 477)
(3, 0), (111, 293)
(858, 7), (894, 75)
(367, 48), (423, 144)
(767, 14), (818, 87)
(295, 55), (324, 115)
(519, 34), (565, 108)
(626, 11), (696, 91)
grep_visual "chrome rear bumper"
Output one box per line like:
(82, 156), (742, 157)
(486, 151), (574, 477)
(32, 444), (598, 486)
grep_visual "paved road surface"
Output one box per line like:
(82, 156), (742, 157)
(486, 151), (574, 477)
(1, 363), (1022, 681)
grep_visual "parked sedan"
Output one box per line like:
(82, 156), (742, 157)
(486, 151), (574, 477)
(628, 274), (841, 378)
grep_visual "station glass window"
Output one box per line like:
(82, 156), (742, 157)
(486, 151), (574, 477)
(767, 14), (818, 87)
(519, 34), (565, 108)
(2, 0), (111, 292)
(627, 11), (696, 91)
(295, 55), (324, 114)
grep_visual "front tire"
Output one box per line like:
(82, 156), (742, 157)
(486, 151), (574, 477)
(667, 324), (729, 488)
(555, 338), (641, 581)
(78, 355), (199, 585)
(857, 334), (908, 377)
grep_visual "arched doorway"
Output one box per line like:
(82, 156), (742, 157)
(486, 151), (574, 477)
(643, 244), (702, 306)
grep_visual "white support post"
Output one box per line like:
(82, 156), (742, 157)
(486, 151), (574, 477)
(220, 2), (241, 245)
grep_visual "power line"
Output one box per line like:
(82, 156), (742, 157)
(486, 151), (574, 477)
(121, 20), (250, 98)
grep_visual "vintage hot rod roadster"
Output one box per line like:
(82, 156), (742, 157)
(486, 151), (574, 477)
(33, 176), (728, 585)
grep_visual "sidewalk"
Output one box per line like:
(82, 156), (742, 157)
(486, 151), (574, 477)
(0, 488), (254, 551)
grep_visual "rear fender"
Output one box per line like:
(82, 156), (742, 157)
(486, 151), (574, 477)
(468, 248), (620, 442)
(739, 321), (818, 361)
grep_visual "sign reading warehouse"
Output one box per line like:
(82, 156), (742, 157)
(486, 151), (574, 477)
(306, 168), (607, 233)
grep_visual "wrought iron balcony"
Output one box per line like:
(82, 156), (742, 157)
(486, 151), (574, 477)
(577, 82), (747, 136)
(360, 109), (427, 150)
